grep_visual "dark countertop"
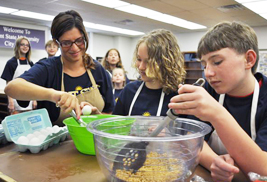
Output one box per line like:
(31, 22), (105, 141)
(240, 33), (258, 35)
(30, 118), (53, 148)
(0, 140), (214, 182)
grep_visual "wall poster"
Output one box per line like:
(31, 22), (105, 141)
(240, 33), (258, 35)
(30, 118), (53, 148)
(258, 49), (267, 76)
(0, 25), (45, 50)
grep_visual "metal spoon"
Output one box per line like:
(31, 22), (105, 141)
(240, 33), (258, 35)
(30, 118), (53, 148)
(69, 110), (87, 127)
(113, 78), (206, 173)
(150, 78), (205, 137)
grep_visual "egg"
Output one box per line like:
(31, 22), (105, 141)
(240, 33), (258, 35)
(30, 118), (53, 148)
(29, 137), (41, 146)
(38, 134), (46, 143)
(46, 127), (54, 134)
(40, 129), (48, 136)
(17, 136), (29, 145)
(33, 131), (42, 137)
(26, 133), (35, 141)
(52, 125), (60, 133)
(82, 105), (92, 115)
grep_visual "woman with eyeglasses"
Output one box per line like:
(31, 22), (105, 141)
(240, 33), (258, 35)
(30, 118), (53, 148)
(4, 10), (114, 125)
(1, 37), (37, 114)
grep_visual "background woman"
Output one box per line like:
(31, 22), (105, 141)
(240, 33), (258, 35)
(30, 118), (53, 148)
(102, 48), (130, 84)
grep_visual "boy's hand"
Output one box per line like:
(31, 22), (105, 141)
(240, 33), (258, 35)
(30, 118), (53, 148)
(210, 154), (239, 182)
(168, 84), (224, 122)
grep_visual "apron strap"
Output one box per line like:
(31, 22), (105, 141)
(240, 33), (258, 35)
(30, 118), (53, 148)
(13, 59), (32, 110)
(17, 59), (29, 65)
(128, 82), (144, 116)
(219, 77), (259, 141)
(86, 69), (97, 87)
(61, 70), (65, 91)
(60, 58), (97, 91)
(60, 58), (65, 91)
(209, 77), (260, 155)
(128, 82), (165, 116)
(156, 90), (165, 116)
(250, 78), (259, 140)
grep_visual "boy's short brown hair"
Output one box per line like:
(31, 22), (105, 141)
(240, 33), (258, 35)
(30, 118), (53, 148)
(45, 40), (59, 49)
(197, 21), (259, 73)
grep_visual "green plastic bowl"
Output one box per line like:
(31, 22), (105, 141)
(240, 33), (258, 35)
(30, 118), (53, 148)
(63, 114), (117, 155)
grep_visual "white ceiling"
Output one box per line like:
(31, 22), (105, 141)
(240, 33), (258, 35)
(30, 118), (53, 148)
(1, 0), (267, 37)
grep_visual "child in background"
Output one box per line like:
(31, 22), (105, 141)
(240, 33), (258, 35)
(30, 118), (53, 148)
(112, 68), (126, 102)
(45, 40), (59, 57)
(39, 40), (59, 62)
(1, 37), (37, 114)
(113, 29), (186, 116)
(102, 48), (130, 84)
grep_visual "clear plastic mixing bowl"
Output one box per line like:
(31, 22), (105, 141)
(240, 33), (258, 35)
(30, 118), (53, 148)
(87, 116), (211, 182)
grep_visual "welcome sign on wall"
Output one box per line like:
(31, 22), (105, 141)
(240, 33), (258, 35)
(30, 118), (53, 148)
(0, 25), (45, 50)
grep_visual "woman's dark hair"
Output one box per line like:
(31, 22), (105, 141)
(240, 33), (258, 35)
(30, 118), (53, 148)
(51, 10), (95, 69)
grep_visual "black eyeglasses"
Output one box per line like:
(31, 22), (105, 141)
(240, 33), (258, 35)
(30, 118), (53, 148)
(57, 37), (85, 48)
(20, 43), (30, 47)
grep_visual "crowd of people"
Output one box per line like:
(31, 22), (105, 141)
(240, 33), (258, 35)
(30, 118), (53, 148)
(2, 9), (267, 182)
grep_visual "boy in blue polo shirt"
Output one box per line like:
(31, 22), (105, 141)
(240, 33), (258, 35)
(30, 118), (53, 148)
(169, 21), (267, 181)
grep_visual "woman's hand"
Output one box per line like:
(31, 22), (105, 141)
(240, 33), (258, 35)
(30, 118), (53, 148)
(32, 100), (37, 109)
(80, 102), (102, 115)
(8, 99), (15, 114)
(51, 91), (81, 119)
(210, 154), (239, 182)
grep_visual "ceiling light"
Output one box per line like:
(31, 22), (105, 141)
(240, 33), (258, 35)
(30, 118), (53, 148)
(260, 13), (267, 19)
(115, 5), (206, 30)
(151, 14), (206, 29)
(260, 12), (267, 18)
(173, 20), (206, 30)
(84, 22), (144, 36)
(82, 0), (206, 30)
(81, 0), (129, 8)
(235, 0), (259, 3)
(235, 0), (267, 20)
(241, 1), (267, 14)
(11, 10), (54, 21)
(115, 5), (163, 18)
(0, 4), (142, 36)
(0, 6), (18, 14)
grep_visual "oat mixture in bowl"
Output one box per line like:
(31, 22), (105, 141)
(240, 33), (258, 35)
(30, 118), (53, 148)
(87, 116), (211, 182)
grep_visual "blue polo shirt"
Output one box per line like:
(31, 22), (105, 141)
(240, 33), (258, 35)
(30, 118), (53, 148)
(188, 73), (267, 151)
(19, 56), (114, 123)
(113, 80), (177, 116)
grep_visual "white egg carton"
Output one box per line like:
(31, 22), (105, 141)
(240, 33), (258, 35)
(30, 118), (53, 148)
(16, 127), (68, 153)
(0, 124), (8, 145)
(1, 108), (69, 153)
